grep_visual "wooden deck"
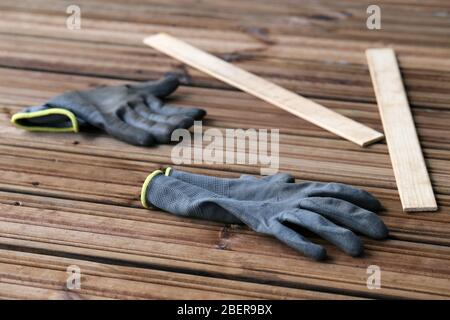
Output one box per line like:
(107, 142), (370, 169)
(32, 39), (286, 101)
(0, 0), (449, 299)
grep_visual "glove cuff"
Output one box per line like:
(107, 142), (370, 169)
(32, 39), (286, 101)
(11, 108), (79, 133)
(140, 169), (164, 208)
(164, 167), (172, 176)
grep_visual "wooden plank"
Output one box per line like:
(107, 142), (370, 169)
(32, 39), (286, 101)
(2, 32), (450, 108)
(1, 68), (450, 146)
(144, 33), (384, 146)
(0, 71), (449, 220)
(1, 190), (449, 255)
(1, 145), (450, 242)
(366, 48), (437, 212)
(2, 1), (450, 48)
(0, 249), (343, 299)
(0, 202), (449, 299)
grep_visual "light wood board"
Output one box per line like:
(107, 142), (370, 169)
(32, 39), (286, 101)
(366, 48), (437, 212)
(144, 33), (384, 147)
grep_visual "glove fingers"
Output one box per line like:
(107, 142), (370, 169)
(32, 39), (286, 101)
(239, 173), (295, 183)
(23, 105), (50, 113)
(280, 209), (364, 257)
(134, 103), (194, 128)
(119, 107), (176, 144)
(263, 173), (295, 183)
(270, 221), (327, 260)
(102, 115), (155, 146)
(145, 95), (206, 120)
(163, 104), (207, 120)
(299, 197), (389, 240)
(306, 182), (381, 212)
(132, 75), (180, 98)
(148, 113), (194, 129)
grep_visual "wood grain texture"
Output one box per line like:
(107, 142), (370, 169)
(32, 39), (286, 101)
(144, 33), (384, 146)
(366, 48), (437, 212)
(0, 201), (448, 299)
(0, 0), (449, 300)
(0, 248), (344, 300)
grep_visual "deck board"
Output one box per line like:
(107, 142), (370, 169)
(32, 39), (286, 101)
(0, 0), (449, 299)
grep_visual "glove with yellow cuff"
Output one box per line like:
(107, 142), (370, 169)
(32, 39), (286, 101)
(11, 75), (205, 146)
(141, 169), (388, 260)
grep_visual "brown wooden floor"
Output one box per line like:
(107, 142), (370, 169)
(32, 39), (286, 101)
(0, 0), (449, 299)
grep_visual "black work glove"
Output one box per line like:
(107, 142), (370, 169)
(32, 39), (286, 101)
(11, 75), (206, 146)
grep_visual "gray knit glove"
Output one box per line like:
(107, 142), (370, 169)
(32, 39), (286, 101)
(11, 75), (205, 146)
(141, 170), (388, 260)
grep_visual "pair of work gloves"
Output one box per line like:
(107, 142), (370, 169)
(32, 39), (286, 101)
(11, 75), (206, 146)
(141, 168), (389, 261)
